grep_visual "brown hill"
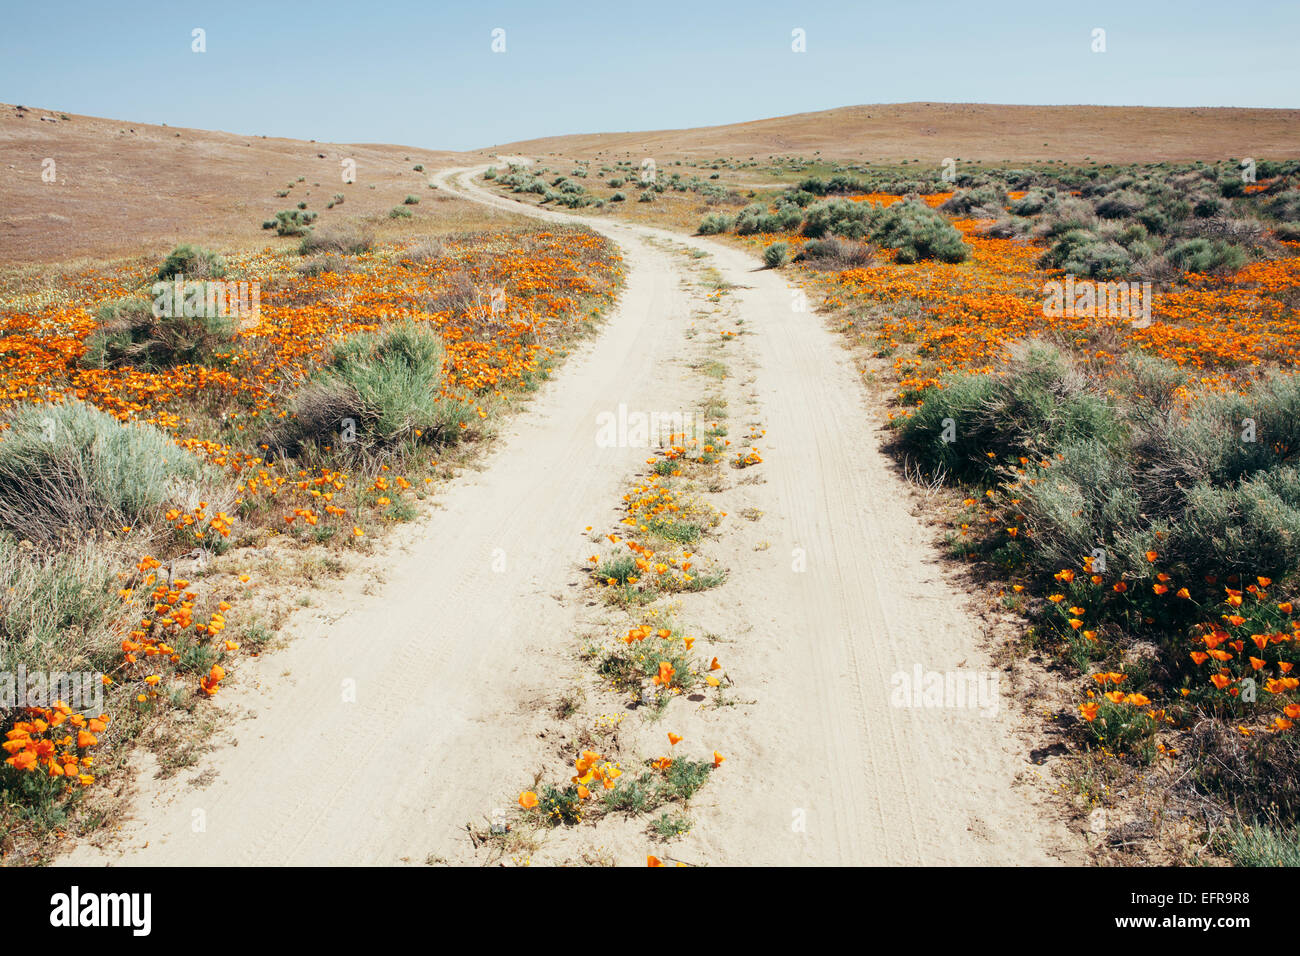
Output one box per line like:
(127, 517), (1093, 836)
(4, 101), (1298, 264)
(0, 103), (494, 264)
(496, 102), (1300, 165)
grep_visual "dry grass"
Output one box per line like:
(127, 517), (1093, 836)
(500, 102), (1300, 165)
(10, 100), (1299, 266)
(0, 102), (511, 264)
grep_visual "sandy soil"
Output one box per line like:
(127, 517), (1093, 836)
(56, 164), (1085, 867)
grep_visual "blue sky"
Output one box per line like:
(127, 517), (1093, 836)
(2, 0), (1295, 150)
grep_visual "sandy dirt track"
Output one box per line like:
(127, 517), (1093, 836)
(60, 167), (1083, 867)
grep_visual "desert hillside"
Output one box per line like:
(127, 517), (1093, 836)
(5, 101), (1300, 264)
(495, 102), (1300, 164)
(0, 103), (487, 263)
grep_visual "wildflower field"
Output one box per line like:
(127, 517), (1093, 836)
(0, 225), (621, 860)
(678, 156), (1300, 862)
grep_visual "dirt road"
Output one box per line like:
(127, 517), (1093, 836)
(61, 166), (1082, 867)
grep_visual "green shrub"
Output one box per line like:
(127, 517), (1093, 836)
(800, 199), (871, 239)
(403, 195), (420, 205)
(389, 206), (413, 219)
(1009, 189), (1056, 216)
(1078, 695), (1158, 758)
(697, 213), (731, 235)
(1166, 238), (1247, 274)
(270, 321), (474, 454)
(893, 344), (1124, 484)
(154, 244), (225, 281)
(83, 296), (236, 370)
(762, 242), (789, 268)
(940, 184), (1008, 215)
(534, 784), (583, 827)
(0, 401), (215, 545)
(871, 200), (969, 263)
(980, 368), (1300, 604)
(483, 166), (497, 180)
(273, 208), (317, 236)
(1039, 230), (1133, 278)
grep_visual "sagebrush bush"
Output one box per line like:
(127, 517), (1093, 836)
(762, 242), (789, 268)
(732, 203), (766, 234)
(908, 350), (1300, 602)
(1094, 189), (1147, 220)
(940, 184), (1008, 215)
(273, 208), (317, 236)
(1166, 237), (1247, 274)
(801, 198), (875, 240)
(82, 297), (235, 370)
(697, 213), (731, 235)
(269, 321), (474, 455)
(1035, 197), (1098, 238)
(982, 216), (1034, 239)
(1267, 191), (1300, 223)
(1039, 230), (1134, 279)
(154, 244), (225, 281)
(0, 401), (215, 545)
(870, 200), (969, 263)
(1009, 189), (1056, 216)
(893, 344), (1122, 484)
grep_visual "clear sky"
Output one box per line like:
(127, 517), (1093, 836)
(2, 0), (1296, 151)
